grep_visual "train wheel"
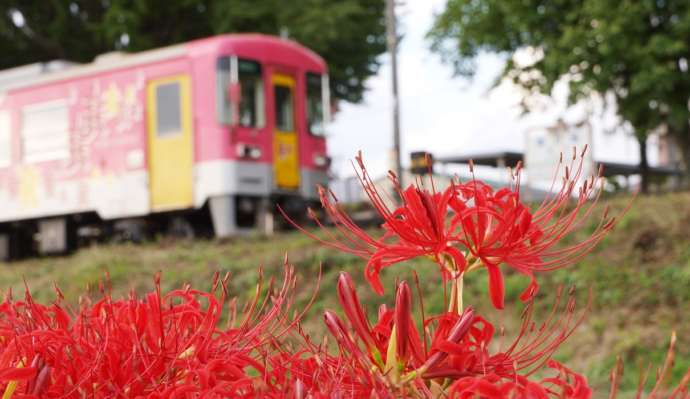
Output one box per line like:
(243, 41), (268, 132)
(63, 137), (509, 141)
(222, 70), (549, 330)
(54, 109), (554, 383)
(0, 232), (9, 262)
(112, 219), (149, 243)
(167, 216), (195, 239)
(1, 223), (37, 261)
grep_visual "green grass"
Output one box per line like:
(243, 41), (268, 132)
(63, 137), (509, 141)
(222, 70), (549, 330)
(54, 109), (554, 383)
(1, 191), (690, 395)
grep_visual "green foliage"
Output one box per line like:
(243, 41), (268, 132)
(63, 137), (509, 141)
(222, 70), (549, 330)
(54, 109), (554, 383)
(428, 0), (690, 185)
(0, 0), (386, 103)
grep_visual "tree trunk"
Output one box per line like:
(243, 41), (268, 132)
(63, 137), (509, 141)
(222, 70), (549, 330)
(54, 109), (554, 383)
(638, 135), (650, 194)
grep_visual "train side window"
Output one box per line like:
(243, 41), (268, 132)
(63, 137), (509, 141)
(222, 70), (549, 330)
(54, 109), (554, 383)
(306, 73), (325, 136)
(21, 100), (70, 163)
(216, 57), (232, 125)
(0, 112), (10, 167)
(274, 85), (294, 132)
(216, 57), (265, 128)
(155, 82), (182, 136)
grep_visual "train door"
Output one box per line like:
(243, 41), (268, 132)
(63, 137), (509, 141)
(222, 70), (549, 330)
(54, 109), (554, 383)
(146, 75), (194, 211)
(272, 73), (300, 190)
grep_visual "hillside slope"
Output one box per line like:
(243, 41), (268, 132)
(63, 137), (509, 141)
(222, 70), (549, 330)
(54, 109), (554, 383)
(0, 191), (689, 393)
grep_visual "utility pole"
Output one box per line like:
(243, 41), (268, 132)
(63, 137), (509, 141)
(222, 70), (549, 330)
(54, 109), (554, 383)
(386, 0), (403, 189)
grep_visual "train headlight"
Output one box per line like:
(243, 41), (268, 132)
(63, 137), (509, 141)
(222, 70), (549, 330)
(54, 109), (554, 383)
(237, 144), (262, 160)
(313, 154), (330, 168)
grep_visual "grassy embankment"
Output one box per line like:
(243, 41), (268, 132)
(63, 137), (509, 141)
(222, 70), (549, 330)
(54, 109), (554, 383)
(1, 191), (689, 395)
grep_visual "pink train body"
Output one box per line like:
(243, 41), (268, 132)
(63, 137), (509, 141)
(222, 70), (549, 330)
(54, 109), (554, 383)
(0, 34), (330, 259)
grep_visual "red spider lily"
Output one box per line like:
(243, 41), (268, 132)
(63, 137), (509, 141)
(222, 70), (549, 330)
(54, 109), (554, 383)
(451, 147), (625, 309)
(325, 273), (474, 385)
(420, 286), (590, 381)
(283, 152), (467, 295)
(263, 338), (395, 398)
(0, 262), (308, 398)
(448, 360), (592, 398)
(449, 373), (552, 398)
(288, 149), (622, 310)
(322, 271), (590, 397)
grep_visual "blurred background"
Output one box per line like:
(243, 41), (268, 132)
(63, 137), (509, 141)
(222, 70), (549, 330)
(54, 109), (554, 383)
(0, 0), (689, 395)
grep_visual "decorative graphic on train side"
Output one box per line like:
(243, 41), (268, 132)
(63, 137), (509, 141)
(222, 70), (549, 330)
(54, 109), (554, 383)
(17, 166), (40, 210)
(66, 73), (145, 180)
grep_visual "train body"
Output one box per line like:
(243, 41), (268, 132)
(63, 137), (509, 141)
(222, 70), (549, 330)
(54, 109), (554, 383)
(0, 34), (330, 259)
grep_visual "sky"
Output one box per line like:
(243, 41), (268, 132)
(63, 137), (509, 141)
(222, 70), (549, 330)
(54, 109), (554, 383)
(327, 0), (650, 181)
(328, 0), (524, 179)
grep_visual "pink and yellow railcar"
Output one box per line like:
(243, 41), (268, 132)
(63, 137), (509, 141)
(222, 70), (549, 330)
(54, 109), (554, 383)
(0, 34), (330, 259)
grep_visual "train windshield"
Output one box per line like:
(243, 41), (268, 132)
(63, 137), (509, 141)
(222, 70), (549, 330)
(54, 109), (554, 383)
(217, 57), (265, 128)
(306, 72), (328, 136)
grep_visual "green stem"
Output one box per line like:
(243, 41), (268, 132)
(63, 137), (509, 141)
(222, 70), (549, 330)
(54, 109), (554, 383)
(441, 253), (467, 315)
(446, 273), (464, 314)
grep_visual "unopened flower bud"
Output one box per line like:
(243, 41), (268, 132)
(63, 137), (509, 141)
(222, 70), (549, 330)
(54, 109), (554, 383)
(394, 281), (412, 361)
(336, 272), (377, 349)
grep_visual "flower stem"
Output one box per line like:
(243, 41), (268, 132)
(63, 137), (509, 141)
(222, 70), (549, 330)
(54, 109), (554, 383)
(443, 253), (466, 315)
(456, 272), (464, 314)
(447, 273), (464, 315)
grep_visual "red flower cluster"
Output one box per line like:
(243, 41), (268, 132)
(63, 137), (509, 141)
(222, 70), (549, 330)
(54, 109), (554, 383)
(0, 266), (304, 398)
(294, 149), (622, 309)
(1, 269), (687, 398)
(448, 360), (591, 398)
(312, 271), (593, 397)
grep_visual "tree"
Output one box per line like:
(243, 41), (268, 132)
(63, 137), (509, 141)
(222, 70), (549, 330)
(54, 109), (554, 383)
(428, 0), (690, 192)
(0, 0), (386, 103)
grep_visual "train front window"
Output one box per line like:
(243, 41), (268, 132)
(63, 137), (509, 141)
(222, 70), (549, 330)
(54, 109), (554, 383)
(306, 73), (325, 136)
(238, 60), (264, 127)
(216, 57), (265, 128)
(274, 85), (294, 132)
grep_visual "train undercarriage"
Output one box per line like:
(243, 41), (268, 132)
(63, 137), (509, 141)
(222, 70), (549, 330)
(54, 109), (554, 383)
(0, 194), (315, 261)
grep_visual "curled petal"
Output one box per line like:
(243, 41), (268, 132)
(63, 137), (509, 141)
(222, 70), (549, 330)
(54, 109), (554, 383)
(445, 246), (468, 274)
(365, 257), (385, 296)
(486, 263), (504, 310)
(423, 307), (475, 373)
(518, 273), (539, 302)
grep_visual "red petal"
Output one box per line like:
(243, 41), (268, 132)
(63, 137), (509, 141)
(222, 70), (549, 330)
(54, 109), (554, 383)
(0, 366), (37, 381)
(445, 246), (467, 272)
(519, 274), (539, 302)
(486, 263), (505, 310)
(365, 258), (385, 295)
